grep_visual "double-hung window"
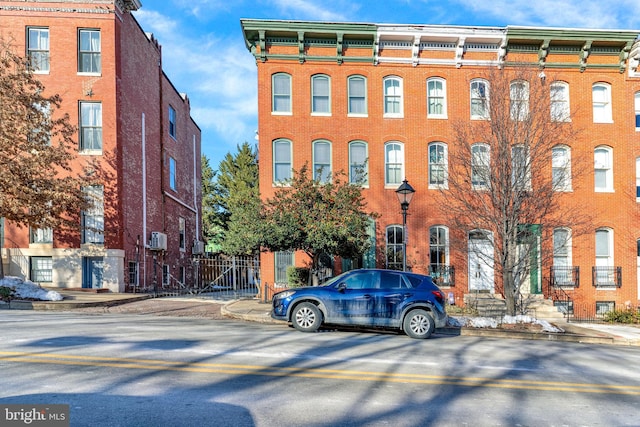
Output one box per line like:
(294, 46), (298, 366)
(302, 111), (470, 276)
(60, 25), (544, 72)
(78, 29), (101, 74)
(428, 142), (447, 188)
(550, 82), (570, 122)
(27, 27), (50, 73)
(349, 141), (368, 185)
(272, 73), (292, 114)
(30, 256), (53, 283)
(470, 79), (489, 119)
(82, 185), (104, 244)
(594, 146), (613, 192)
(510, 80), (529, 121)
(511, 145), (531, 190)
(384, 142), (404, 186)
(30, 227), (53, 244)
(553, 228), (573, 285)
(79, 102), (102, 152)
(427, 78), (447, 118)
(471, 143), (490, 189)
(311, 74), (330, 115)
(273, 139), (292, 183)
(552, 146), (572, 191)
(348, 75), (367, 116)
(383, 76), (403, 117)
(592, 83), (612, 123)
(313, 140), (331, 183)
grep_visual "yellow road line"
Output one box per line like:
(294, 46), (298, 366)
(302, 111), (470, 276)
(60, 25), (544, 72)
(1, 351), (639, 395)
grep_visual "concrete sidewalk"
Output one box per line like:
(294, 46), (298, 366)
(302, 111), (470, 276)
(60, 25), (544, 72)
(3, 290), (639, 346)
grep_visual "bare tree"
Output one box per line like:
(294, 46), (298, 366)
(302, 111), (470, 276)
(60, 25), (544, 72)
(440, 67), (591, 315)
(0, 40), (91, 277)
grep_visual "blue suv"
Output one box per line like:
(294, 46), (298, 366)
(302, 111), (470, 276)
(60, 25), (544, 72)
(272, 269), (447, 339)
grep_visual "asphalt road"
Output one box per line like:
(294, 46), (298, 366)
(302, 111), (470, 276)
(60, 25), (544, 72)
(1, 310), (640, 427)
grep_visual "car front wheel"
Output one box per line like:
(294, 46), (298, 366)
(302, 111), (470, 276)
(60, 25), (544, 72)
(291, 302), (323, 332)
(403, 309), (435, 339)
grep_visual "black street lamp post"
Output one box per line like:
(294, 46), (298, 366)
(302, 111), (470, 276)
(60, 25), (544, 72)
(395, 179), (415, 271)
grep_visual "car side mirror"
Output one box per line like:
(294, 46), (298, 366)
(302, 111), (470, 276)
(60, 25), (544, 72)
(337, 283), (347, 293)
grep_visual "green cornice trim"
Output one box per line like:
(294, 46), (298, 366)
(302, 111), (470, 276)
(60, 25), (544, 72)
(506, 26), (638, 44)
(248, 53), (375, 64)
(241, 19), (377, 52)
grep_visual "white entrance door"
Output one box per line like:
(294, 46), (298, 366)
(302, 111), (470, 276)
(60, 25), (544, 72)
(469, 231), (494, 292)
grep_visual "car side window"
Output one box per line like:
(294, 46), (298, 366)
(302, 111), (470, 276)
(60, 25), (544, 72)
(342, 272), (376, 289)
(379, 271), (407, 289)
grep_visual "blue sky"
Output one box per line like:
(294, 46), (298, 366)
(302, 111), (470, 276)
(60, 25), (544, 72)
(133, 0), (640, 169)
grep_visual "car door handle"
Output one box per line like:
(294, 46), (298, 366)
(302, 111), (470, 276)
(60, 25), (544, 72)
(362, 294), (372, 299)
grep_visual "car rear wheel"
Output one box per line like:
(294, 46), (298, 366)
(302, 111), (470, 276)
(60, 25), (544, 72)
(403, 309), (435, 339)
(291, 302), (323, 332)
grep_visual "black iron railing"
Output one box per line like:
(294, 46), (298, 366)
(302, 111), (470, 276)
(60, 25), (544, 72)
(592, 266), (622, 288)
(429, 265), (455, 287)
(549, 266), (580, 288)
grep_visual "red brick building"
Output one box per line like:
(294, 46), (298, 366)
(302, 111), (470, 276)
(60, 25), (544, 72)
(1, 0), (203, 291)
(241, 19), (640, 316)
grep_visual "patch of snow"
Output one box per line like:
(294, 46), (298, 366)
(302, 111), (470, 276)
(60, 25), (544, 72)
(0, 276), (63, 301)
(448, 314), (564, 333)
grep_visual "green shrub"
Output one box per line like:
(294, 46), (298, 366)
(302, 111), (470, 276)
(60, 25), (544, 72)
(287, 266), (309, 288)
(602, 308), (640, 324)
(0, 286), (13, 301)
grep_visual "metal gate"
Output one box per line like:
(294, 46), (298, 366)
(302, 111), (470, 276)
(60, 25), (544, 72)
(194, 255), (260, 300)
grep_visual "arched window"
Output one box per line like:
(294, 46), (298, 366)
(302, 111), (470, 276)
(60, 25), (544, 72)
(470, 79), (489, 119)
(349, 141), (368, 185)
(552, 145), (572, 191)
(553, 228), (573, 286)
(592, 83), (612, 123)
(550, 81), (570, 122)
(311, 74), (330, 115)
(429, 226), (452, 286)
(511, 144), (531, 190)
(471, 143), (490, 189)
(427, 77), (447, 118)
(312, 140), (331, 183)
(594, 146), (613, 192)
(510, 80), (529, 121)
(383, 76), (403, 117)
(428, 142), (447, 188)
(272, 73), (292, 114)
(386, 225), (404, 270)
(384, 142), (404, 186)
(635, 91), (640, 130)
(348, 75), (367, 116)
(273, 139), (292, 183)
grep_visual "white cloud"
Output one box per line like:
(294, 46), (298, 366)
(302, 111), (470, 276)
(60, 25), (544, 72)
(269, 0), (356, 22)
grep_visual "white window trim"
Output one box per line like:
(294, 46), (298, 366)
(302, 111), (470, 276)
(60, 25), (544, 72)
(550, 81), (571, 122)
(427, 77), (447, 119)
(592, 83), (613, 124)
(635, 91), (640, 131)
(471, 143), (490, 190)
(470, 79), (490, 120)
(311, 74), (331, 116)
(552, 145), (572, 192)
(383, 76), (403, 118)
(312, 140), (332, 183)
(428, 142), (448, 189)
(349, 141), (369, 187)
(273, 139), (292, 186)
(384, 142), (404, 187)
(272, 73), (292, 115)
(594, 146), (614, 193)
(347, 75), (368, 117)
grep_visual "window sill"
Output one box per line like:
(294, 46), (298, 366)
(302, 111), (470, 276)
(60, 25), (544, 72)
(271, 111), (293, 116)
(348, 113), (368, 118)
(311, 112), (331, 117)
(79, 150), (103, 156)
(77, 72), (102, 77)
(427, 115), (448, 120)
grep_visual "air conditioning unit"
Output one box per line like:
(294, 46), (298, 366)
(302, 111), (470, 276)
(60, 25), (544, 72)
(149, 232), (167, 251)
(192, 240), (205, 255)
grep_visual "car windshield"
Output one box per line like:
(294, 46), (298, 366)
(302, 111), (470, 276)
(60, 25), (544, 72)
(319, 273), (346, 287)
